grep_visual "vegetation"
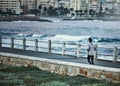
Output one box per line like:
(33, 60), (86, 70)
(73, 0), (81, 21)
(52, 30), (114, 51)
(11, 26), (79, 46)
(0, 65), (119, 86)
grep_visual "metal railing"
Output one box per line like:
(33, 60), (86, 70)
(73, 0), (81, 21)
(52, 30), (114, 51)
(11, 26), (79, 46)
(0, 36), (119, 62)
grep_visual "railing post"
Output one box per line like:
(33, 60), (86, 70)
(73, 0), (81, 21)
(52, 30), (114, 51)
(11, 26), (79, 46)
(0, 36), (2, 48)
(113, 46), (118, 62)
(94, 44), (97, 61)
(62, 42), (65, 56)
(35, 39), (38, 51)
(11, 37), (14, 49)
(77, 44), (81, 58)
(23, 38), (26, 50)
(48, 40), (51, 54)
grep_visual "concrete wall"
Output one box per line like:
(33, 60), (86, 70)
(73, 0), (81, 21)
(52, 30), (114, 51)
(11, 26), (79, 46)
(0, 52), (120, 83)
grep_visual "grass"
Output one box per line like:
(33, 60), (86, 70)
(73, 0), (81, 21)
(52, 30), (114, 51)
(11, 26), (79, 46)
(0, 65), (119, 86)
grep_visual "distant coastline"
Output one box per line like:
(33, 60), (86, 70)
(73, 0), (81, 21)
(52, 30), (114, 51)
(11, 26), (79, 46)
(63, 16), (120, 21)
(0, 15), (52, 22)
(0, 15), (120, 22)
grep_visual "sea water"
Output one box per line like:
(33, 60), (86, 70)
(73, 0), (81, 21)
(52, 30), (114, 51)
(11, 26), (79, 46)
(0, 20), (120, 61)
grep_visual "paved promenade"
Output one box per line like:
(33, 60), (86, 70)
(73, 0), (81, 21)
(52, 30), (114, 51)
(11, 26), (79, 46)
(0, 47), (120, 69)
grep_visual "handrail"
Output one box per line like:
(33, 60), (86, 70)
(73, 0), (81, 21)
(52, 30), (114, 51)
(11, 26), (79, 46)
(0, 36), (119, 62)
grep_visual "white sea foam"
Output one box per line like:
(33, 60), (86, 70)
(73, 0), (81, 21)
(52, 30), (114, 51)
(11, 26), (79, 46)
(48, 35), (90, 42)
(40, 17), (61, 23)
(17, 33), (24, 36)
(32, 34), (42, 37)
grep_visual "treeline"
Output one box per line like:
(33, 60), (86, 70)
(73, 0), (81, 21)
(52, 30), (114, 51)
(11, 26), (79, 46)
(0, 5), (104, 17)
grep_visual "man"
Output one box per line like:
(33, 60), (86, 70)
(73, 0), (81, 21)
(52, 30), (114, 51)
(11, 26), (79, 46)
(87, 38), (96, 65)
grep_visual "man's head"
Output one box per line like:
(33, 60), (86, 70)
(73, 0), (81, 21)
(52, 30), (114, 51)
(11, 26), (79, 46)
(88, 38), (92, 43)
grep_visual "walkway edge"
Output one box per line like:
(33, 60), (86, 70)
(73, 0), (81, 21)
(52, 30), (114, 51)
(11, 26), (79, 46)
(0, 52), (120, 72)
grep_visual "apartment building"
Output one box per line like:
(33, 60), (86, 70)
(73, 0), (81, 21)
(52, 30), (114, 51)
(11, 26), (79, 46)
(0, 0), (22, 14)
(20, 0), (56, 12)
(19, 0), (28, 14)
(116, 0), (120, 14)
(37, 0), (57, 8)
(104, 0), (120, 14)
(19, 0), (37, 14)
(28, 0), (37, 10)
(70, 0), (99, 11)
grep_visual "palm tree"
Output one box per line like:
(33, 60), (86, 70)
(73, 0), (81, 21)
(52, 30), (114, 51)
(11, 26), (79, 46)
(47, 5), (54, 16)
(99, 0), (106, 16)
(99, 1), (103, 16)
(43, 7), (47, 16)
(64, 8), (69, 16)
(38, 5), (42, 15)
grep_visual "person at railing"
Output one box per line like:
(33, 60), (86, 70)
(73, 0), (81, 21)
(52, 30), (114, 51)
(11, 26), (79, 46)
(87, 38), (96, 65)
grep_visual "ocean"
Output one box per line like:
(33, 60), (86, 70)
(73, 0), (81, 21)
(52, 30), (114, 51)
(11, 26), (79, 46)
(0, 19), (120, 61)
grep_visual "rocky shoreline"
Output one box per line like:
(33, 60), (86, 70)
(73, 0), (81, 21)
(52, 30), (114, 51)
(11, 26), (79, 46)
(63, 16), (120, 21)
(0, 16), (52, 22)
(0, 16), (120, 22)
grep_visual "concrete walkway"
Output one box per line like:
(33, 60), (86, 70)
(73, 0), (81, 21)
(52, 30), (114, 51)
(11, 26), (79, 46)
(0, 47), (120, 69)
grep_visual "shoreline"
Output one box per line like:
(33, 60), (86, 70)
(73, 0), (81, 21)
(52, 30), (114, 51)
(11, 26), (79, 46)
(0, 15), (120, 22)
(0, 16), (53, 22)
(62, 16), (120, 21)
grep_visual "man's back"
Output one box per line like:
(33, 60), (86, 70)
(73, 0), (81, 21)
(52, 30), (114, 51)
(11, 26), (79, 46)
(88, 43), (95, 56)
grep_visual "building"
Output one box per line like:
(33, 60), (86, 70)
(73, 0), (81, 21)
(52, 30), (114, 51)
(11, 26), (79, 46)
(20, 0), (51, 14)
(70, 0), (99, 11)
(57, 0), (70, 8)
(28, 0), (37, 10)
(19, 0), (28, 14)
(0, 0), (22, 14)
(104, 0), (120, 15)
(19, 0), (70, 14)
(19, 0), (37, 14)
(70, 0), (120, 16)
(37, 0), (57, 8)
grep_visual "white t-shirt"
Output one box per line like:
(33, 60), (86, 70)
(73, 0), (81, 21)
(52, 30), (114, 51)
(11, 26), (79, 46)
(87, 43), (95, 55)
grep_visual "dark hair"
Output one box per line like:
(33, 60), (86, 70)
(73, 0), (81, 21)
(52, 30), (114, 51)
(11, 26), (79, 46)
(88, 38), (92, 43)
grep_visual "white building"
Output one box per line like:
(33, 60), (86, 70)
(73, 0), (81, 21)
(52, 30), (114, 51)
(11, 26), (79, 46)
(37, 0), (57, 8)
(70, 0), (99, 11)
(28, 0), (37, 10)
(105, 0), (120, 15)
(57, 0), (70, 8)
(0, 0), (22, 14)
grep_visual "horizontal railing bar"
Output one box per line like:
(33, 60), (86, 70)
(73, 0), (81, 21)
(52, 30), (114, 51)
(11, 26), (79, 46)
(38, 40), (48, 43)
(2, 43), (11, 45)
(81, 44), (87, 46)
(14, 38), (24, 40)
(98, 45), (120, 49)
(38, 47), (48, 49)
(51, 47), (62, 50)
(98, 46), (113, 50)
(81, 51), (87, 54)
(51, 42), (62, 44)
(25, 39), (35, 41)
(14, 44), (23, 46)
(51, 48), (60, 51)
(65, 50), (76, 52)
(98, 54), (113, 56)
(26, 45), (35, 48)
(2, 37), (11, 39)
(14, 39), (23, 41)
(65, 43), (77, 46)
